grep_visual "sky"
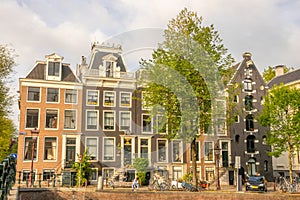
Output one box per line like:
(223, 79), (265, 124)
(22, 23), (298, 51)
(1, 0), (300, 126)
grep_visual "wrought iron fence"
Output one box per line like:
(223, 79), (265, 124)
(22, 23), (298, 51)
(0, 155), (16, 200)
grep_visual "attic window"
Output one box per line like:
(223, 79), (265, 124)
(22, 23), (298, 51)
(48, 62), (60, 76)
(106, 61), (114, 77)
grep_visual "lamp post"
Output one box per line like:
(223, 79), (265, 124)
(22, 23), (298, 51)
(29, 136), (36, 187)
(214, 145), (221, 190)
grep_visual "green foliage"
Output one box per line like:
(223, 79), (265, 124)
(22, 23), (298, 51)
(72, 150), (92, 186)
(139, 8), (233, 185)
(259, 84), (300, 181)
(133, 158), (149, 186)
(182, 173), (192, 183)
(0, 45), (16, 160)
(262, 66), (293, 83)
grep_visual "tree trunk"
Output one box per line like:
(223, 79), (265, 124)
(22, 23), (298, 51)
(287, 142), (293, 184)
(191, 138), (197, 186)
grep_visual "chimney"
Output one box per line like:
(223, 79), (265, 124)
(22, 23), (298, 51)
(275, 65), (285, 77)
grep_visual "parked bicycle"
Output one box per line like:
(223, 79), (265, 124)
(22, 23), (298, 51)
(148, 174), (170, 191)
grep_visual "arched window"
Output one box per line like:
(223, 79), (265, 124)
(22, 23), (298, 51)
(243, 79), (252, 91)
(245, 95), (253, 111)
(246, 135), (255, 153)
(246, 114), (254, 131)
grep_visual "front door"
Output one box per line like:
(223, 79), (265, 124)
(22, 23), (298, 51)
(66, 138), (76, 167)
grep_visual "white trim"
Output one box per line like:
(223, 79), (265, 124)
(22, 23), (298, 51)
(103, 110), (116, 131)
(171, 140), (183, 163)
(137, 137), (152, 162)
(204, 141), (214, 163)
(25, 108), (40, 130)
(46, 88), (60, 104)
(103, 137), (116, 162)
(23, 136), (39, 162)
(44, 108), (59, 130)
(119, 111), (131, 131)
(26, 86), (41, 103)
(86, 89), (99, 106)
(86, 110), (99, 131)
(103, 91), (116, 107)
(63, 109), (77, 130)
(142, 113), (153, 134)
(85, 137), (99, 161)
(157, 138), (168, 163)
(43, 136), (58, 162)
(64, 89), (78, 105)
(119, 92), (132, 108)
(21, 80), (83, 89)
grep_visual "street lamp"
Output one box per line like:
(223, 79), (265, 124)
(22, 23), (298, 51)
(214, 145), (221, 190)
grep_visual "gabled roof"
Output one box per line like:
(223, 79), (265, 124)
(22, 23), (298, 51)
(26, 62), (80, 83)
(268, 68), (300, 88)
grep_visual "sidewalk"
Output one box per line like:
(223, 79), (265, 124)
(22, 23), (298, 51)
(7, 185), (18, 200)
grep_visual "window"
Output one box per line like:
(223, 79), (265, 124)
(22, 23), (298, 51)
(45, 109), (58, 129)
(106, 61), (114, 77)
(233, 95), (238, 103)
(86, 110), (98, 130)
(65, 138), (76, 166)
(44, 137), (57, 160)
(172, 141), (182, 162)
(243, 79), (252, 91)
(27, 87), (40, 101)
(89, 168), (98, 181)
(64, 110), (76, 129)
(120, 92), (131, 107)
(172, 166), (182, 181)
(262, 135), (267, 145)
(264, 160), (268, 172)
(43, 169), (55, 181)
(190, 141), (200, 162)
(221, 142), (229, 167)
(247, 135), (255, 153)
(234, 115), (239, 123)
(142, 114), (152, 133)
(24, 137), (37, 161)
(235, 135), (240, 143)
(103, 168), (114, 179)
(141, 92), (150, 110)
(120, 112), (130, 131)
(48, 62), (60, 76)
(26, 109), (39, 128)
(245, 95), (253, 111)
(205, 167), (214, 182)
(47, 88), (59, 102)
(156, 115), (166, 134)
(65, 89), (77, 104)
(158, 140), (167, 162)
(87, 90), (99, 106)
(246, 114), (254, 131)
(204, 141), (213, 161)
(86, 138), (98, 160)
(104, 111), (115, 130)
(140, 139), (149, 159)
(22, 170), (35, 182)
(103, 138), (115, 161)
(104, 91), (115, 107)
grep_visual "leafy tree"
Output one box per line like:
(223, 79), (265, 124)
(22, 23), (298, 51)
(0, 44), (16, 160)
(262, 66), (293, 83)
(139, 8), (233, 185)
(133, 157), (149, 185)
(72, 150), (92, 186)
(259, 84), (300, 183)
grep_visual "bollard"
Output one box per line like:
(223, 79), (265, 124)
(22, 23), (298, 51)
(97, 176), (103, 190)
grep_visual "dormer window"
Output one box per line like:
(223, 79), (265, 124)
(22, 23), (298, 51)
(106, 61), (114, 77)
(48, 62), (60, 76)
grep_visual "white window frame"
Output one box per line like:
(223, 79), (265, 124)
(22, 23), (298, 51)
(103, 110), (115, 131)
(65, 89), (78, 104)
(138, 137), (151, 161)
(64, 109), (77, 130)
(23, 136), (39, 162)
(86, 110), (99, 131)
(119, 111), (131, 131)
(190, 141), (201, 163)
(103, 137), (115, 162)
(86, 90), (99, 106)
(120, 92), (132, 107)
(141, 91), (150, 110)
(43, 136), (58, 162)
(103, 91), (116, 107)
(204, 141), (214, 163)
(46, 88), (60, 103)
(85, 137), (98, 161)
(142, 114), (152, 134)
(172, 140), (183, 163)
(25, 108), (40, 129)
(89, 168), (98, 182)
(45, 109), (59, 130)
(27, 86), (41, 102)
(172, 166), (183, 181)
(157, 139), (168, 163)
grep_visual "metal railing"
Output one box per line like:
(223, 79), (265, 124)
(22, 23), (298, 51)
(0, 155), (16, 200)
